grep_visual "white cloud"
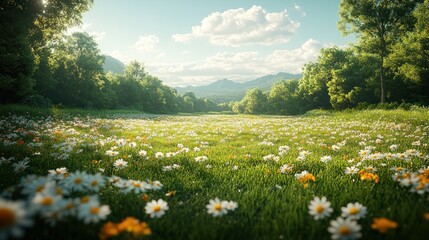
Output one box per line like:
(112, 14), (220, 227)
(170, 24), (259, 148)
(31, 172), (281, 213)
(146, 39), (323, 87)
(134, 35), (160, 53)
(65, 23), (106, 42)
(172, 5), (299, 46)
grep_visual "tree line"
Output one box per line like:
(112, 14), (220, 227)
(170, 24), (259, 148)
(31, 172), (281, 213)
(1, 0), (428, 114)
(231, 0), (429, 114)
(0, 0), (220, 113)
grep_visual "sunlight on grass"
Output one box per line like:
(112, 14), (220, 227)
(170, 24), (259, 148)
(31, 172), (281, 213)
(0, 108), (428, 239)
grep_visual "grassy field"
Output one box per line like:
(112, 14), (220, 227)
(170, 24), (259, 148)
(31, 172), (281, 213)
(1, 106), (428, 239)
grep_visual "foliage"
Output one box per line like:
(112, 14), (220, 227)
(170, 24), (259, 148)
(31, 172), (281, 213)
(338, 0), (422, 103)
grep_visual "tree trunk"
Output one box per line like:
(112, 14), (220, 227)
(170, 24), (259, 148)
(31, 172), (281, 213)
(380, 56), (385, 103)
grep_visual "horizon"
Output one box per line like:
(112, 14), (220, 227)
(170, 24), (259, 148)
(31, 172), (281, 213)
(80, 0), (355, 87)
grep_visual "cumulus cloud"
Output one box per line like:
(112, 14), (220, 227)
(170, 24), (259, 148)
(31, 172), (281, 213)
(172, 5), (299, 46)
(146, 39), (323, 87)
(65, 23), (106, 42)
(134, 35), (160, 53)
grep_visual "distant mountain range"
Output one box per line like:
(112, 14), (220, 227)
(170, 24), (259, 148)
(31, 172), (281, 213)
(176, 72), (302, 103)
(103, 55), (125, 74)
(102, 56), (302, 103)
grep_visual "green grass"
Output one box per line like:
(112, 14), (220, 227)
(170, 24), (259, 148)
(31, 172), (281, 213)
(1, 106), (428, 240)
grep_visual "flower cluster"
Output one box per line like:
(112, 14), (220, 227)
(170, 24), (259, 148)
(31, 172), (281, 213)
(99, 216), (151, 240)
(295, 171), (316, 188)
(206, 198), (238, 217)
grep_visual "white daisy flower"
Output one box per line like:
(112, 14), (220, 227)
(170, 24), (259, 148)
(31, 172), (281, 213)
(195, 156), (208, 162)
(341, 202), (367, 220)
(328, 217), (362, 240)
(113, 159), (128, 169)
(77, 201), (111, 224)
(138, 150), (147, 157)
(0, 198), (33, 239)
(321, 155), (333, 163)
(206, 198), (228, 217)
(308, 196), (333, 220)
(155, 152), (164, 159)
(145, 199), (168, 218)
(279, 164), (293, 174)
(345, 166), (359, 175)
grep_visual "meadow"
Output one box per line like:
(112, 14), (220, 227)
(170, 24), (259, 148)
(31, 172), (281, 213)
(0, 106), (428, 240)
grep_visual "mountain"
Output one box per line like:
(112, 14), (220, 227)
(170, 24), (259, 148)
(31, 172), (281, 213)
(176, 72), (301, 103)
(103, 55), (125, 74)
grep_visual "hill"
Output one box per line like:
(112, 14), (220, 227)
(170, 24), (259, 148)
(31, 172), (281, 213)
(103, 55), (125, 74)
(176, 72), (301, 103)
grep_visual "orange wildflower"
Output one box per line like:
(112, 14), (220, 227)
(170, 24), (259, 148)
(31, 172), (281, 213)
(99, 222), (119, 240)
(424, 213), (429, 221)
(371, 217), (398, 234)
(99, 217), (151, 240)
(359, 170), (379, 183)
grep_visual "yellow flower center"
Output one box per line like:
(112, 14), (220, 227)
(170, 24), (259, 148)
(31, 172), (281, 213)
(214, 203), (222, 211)
(133, 182), (141, 188)
(80, 196), (90, 203)
(36, 185), (44, 192)
(74, 178), (82, 184)
(315, 205), (324, 213)
(90, 207), (100, 215)
(153, 205), (161, 212)
(0, 208), (15, 228)
(349, 207), (359, 215)
(42, 197), (53, 206)
(91, 181), (98, 186)
(339, 226), (351, 235)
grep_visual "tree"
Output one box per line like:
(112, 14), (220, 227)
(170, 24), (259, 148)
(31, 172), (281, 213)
(0, 0), (93, 103)
(387, 0), (429, 103)
(240, 88), (268, 114)
(338, 0), (421, 103)
(49, 32), (105, 108)
(268, 80), (299, 115)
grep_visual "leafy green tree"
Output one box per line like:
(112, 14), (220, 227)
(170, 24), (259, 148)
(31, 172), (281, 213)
(49, 32), (105, 108)
(387, 0), (429, 103)
(268, 80), (299, 115)
(240, 88), (268, 114)
(327, 51), (379, 109)
(0, 0), (93, 103)
(338, 0), (421, 103)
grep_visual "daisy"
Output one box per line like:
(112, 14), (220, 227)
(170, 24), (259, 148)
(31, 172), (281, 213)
(341, 202), (367, 220)
(86, 173), (106, 192)
(389, 144), (398, 151)
(308, 196), (333, 220)
(145, 199), (168, 218)
(12, 159), (30, 173)
(206, 198), (228, 217)
(105, 150), (119, 157)
(149, 180), (163, 190)
(113, 159), (128, 169)
(195, 156), (208, 162)
(321, 155), (333, 163)
(138, 150), (147, 157)
(126, 180), (150, 194)
(279, 164), (293, 174)
(0, 198), (33, 239)
(61, 171), (90, 192)
(77, 201), (111, 224)
(225, 201), (238, 211)
(345, 166), (359, 175)
(328, 217), (362, 240)
(155, 152), (164, 159)
(48, 167), (68, 177)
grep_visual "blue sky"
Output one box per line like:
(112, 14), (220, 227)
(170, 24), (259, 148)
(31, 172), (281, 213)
(74, 0), (355, 86)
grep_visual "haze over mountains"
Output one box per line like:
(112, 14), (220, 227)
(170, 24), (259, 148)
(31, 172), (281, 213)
(102, 55), (302, 103)
(176, 72), (301, 102)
